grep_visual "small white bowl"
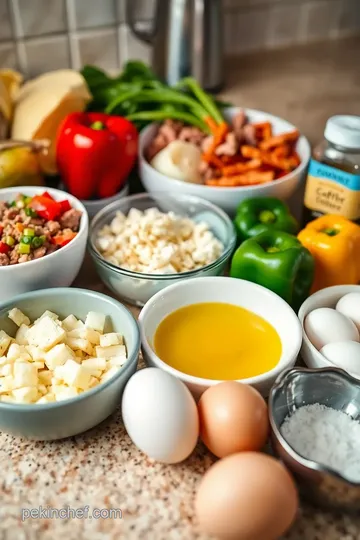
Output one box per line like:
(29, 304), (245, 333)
(298, 285), (360, 374)
(139, 276), (302, 399)
(0, 186), (88, 301)
(139, 107), (311, 216)
(58, 182), (129, 219)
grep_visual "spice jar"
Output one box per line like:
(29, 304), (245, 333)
(302, 115), (360, 225)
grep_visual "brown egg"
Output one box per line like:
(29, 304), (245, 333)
(198, 381), (269, 457)
(195, 452), (298, 540)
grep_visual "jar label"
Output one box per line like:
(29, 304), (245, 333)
(304, 159), (360, 220)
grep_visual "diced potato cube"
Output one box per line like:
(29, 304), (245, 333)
(51, 384), (69, 395)
(68, 327), (100, 345)
(0, 331), (12, 356)
(62, 314), (79, 332)
(33, 361), (45, 370)
(109, 356), (127, 367)
(38, 370), (52, 385)
(99, 333), (124, 347)
(60, 360), (91, 390)
(38, 384), (47, 395)
(13, 363), (38, 388)
(7, 343), (31, 362)
(27, 316), (66, 351)
(26, 346), (46, 362)
(0, 356), (10, 367)
(0, 364), (12, 377)
(1, 395), (15, 402)
(74, 349), (84, 359)
(81, 357), (106, 371)
(0, 376), (13, 393)
(55, 387), (79, 401)
(36, 394), (55, 404)
(8, 308), (30, 327)
(96, 345), (126, 359)
(66, 328), (83, 339)
(74, 320), (85, 329)
(34, 310), (59, 323)
(100, 366), (120, 383)
(45, 343), (76, 371)
(12, 386), (38, 403)
(89, 376), (100, 389)
(15, 324), (29, 345)
(85, 312), (106, 333)
(66, 337), (93, 356)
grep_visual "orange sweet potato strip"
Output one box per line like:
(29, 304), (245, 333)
(252, 122), (272, 140)
(241, 146), (262, 159)
(206, 170), (275, 187)
(259, 130), (299, 151)
(262, 152), (300, 171)
(222, 158), (262, 176)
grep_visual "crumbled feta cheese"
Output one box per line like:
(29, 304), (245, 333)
(96, 208), (224, 274)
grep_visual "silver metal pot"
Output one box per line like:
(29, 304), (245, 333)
(269, 366), (360, 513)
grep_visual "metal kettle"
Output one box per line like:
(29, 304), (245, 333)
(126, 0), (224, 91)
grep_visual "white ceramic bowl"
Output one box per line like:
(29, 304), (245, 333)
(139, 107), (311, 216)
(298, 285), (360, 376)
(139, 276), (302, 399)
(0, 186), (88, 301)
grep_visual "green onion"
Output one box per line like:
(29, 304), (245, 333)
(25, 207), (38, 218)
(177, 77), (224, 125)
(9, 200), (16, 207)
(31, 236), (45, 249)
(5, 236), (15, 246)
(24, 228), (35, 237)
(24, 196), (32, 205)
(20, 235), (32, 245)
(19, 243), (30, 254)
(126, 110), (210, 132)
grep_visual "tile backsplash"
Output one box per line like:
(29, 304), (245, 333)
(0, 0), (359, 76)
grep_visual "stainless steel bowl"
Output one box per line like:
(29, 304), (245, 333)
(269, 366), (360, 512)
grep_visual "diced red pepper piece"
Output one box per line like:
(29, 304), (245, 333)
(0, 226), (3, 236)
(29, 196), (62, 221)
(42, 191), (55, 200)
(51, 231), (77, 247)
(59, 199), (71, 214)
(0, 242), (10, 254)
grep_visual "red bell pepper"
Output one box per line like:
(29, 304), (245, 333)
(29, 196), (62, 221)
(59, 199), (71, 213)
(56, 112), (139, 200)
(0, 242), (10, 254)
(51, 231), (77, 247)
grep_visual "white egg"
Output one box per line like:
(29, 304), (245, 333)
(305, 307), (359, 350)
(336, 293), (360, 331)
(321, 341), (360, 377)
(150, 140), (202, 184)
(122, 368), (199, 463)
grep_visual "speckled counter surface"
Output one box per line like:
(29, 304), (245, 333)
(1, 37), (360, 540)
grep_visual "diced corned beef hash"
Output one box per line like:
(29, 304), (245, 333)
(0, 192), (82, 266)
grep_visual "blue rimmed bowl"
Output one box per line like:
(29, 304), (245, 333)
(0, 287), (140, 440)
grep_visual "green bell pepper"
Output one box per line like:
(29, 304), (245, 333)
(229, 230), (315, 311)
(234, 197), (298, 244)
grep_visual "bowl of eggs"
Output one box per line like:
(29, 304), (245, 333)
(298, 285), (360, 378)
(139, 275), (303, 398)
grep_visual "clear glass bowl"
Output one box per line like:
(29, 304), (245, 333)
(88, 192), (236, 307)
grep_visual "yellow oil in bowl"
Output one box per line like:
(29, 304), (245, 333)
(154, 302), (282, 380)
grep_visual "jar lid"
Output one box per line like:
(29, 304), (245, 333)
(324, 115), (360, 149)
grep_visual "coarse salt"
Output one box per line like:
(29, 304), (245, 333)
(281, 403), (360, 483)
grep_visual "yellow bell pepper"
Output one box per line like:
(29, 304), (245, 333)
(298, 215), (360, 293)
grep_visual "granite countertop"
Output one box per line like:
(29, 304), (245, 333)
(2, 37), (360, 540)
